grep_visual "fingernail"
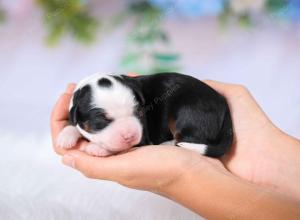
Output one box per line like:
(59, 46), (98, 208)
(62, 154), (75, 168)
(65, 84), (75, 94)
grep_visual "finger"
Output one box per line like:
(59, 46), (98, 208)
(127, 72), (139, 77)
(51, 84), (76, 123)
(51, 84), (76, 154)
(51, 95), (72, 142)
(62, 150), (127, 181)
(65, 83), (76, 94)
(203, 80), (231, 96)
(203, 80), (250, 100)
(50, 94), (70, 136)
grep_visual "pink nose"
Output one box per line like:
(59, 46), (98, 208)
(122, 133), (137, 144)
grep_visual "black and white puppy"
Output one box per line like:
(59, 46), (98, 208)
(57, 72), (233, 157)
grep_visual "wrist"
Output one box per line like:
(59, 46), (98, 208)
(261, 130), (300, 201)
(158, 155), (238, 216)
(159, 157), (258, 218)
(153, 152), (206, 195)
(158, 156), (300, 219)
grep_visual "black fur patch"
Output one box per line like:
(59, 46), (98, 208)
(81, 108), (113, 133)
(69, 84), (113, 133)
(98, 78), (112, 87)
(134, 72), (233, 157)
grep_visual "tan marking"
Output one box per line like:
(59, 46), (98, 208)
(168, 118), (181, 143)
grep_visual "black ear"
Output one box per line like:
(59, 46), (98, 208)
(119, 75), (145, 105)
(69, 88), (82, 125)
(132, 87), (145, 106)
(69, 105), (78, 125)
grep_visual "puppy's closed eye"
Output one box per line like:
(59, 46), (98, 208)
(81, 108), (113, 133)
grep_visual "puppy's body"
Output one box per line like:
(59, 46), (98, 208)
(57, 73), (233, 157)
(120, 73), (233, 157)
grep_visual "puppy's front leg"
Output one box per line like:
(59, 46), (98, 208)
(56, 125), (82, 149)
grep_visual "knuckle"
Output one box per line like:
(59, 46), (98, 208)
(203, 79), (213, 84)
(237, 85), (248, 91)
(82, 168), (96, 179)
(83, 171), (94, 179)
(233, 84), (244, 91)
(231, 84), (249, 95)
(53, 142), (65, 156)
(54, 146), (63, 155)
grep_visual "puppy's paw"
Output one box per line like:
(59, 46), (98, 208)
(84, 143), (113, 157)
(56, 125), (82, 149)
(176, 142), (208, 155)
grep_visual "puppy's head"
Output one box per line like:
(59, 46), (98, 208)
(69, 73), (145, 152)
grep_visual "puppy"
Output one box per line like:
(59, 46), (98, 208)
(56, 72), (233, 157)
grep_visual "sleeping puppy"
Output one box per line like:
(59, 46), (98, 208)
(56, 72), (233, 157)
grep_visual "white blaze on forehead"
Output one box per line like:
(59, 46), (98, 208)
(71, 73), (137, 118)
(92, 75), (137, 118)
(75, 73), (104, 90)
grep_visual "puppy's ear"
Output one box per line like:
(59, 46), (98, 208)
(132, 86), (145, 106)
(120, 75), (145, 105)
(69, 89), (81, 125)
(69, 105), (78, 125)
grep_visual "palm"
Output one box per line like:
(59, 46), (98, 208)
(121, 88), (274, 184)
(218, 88), (280, 184)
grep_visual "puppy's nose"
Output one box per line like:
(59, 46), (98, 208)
(122, 133), (136, 143)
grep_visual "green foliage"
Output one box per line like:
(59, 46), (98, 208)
(121, 53), (142, 70)
(219, 1), (253, 28)
(34, 0), (180, 73)
(219, 1), (231, 27)
(0, 7), (5, 23)
(219, 0), (290, 28)
(266, 0), (288, 13)
(128, 1), (164, 44)
(238, 14), (252, 27)
(120, 1), (180, 74)
(151, 52), (180, 72)
(37, 0), (98, 45)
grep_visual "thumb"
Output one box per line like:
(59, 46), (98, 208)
(62, 150), (124, 181)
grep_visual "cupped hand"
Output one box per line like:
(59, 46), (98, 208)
(51, 84), (227, 192)
(204, 80), (300, 199)
(203, 81), (281, 182)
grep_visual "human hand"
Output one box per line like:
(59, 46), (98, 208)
(204, 80), (300, 200)
(51, 84), (227, 192)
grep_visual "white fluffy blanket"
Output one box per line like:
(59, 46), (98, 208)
(0, 132), (201, 220)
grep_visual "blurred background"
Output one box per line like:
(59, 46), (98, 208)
(0, 0), (299, 219)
